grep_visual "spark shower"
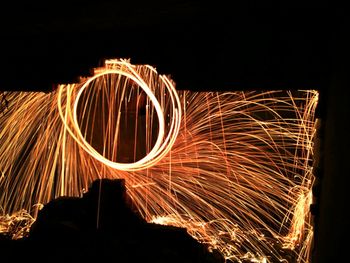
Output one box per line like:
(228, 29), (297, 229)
(0, 59), (318, 262)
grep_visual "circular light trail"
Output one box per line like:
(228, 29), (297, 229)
(57, 60), (182, 171)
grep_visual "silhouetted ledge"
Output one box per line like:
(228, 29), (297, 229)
(1, 179), (224, 263)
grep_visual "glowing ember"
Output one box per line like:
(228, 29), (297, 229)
(0, 59), (318, 262)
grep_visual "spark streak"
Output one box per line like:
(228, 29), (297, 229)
(0, 59), (318, 262)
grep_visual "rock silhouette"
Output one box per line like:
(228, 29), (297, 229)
(1, 179), (224, 263)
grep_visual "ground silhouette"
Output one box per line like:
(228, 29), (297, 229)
(1, 179), (224, 263)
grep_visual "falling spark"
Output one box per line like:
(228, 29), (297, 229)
(0, 209), (35, 239)
(0, 59), (318, 262)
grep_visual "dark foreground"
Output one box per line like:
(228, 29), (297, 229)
(0, 179), (224, 263)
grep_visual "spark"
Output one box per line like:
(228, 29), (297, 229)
(0, 209), (35, 239)
(0, 59), (318, 262)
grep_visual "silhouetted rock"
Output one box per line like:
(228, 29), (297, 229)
(3, 179), (224, 263)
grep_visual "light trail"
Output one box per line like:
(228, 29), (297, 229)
(0, 59), (318, 262)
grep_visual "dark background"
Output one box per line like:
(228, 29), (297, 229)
(0, 1), (348, 262)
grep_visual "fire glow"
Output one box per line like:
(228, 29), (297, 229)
(0, 59), (318, 262)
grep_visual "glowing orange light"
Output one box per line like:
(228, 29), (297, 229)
(0, 59), (318, 262)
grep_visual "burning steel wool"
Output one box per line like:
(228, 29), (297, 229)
(0, 59), (318, 262)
